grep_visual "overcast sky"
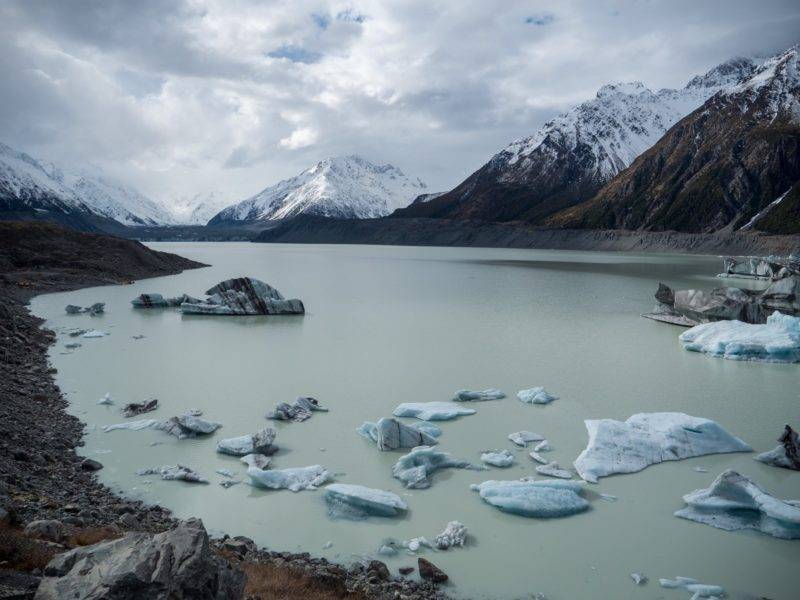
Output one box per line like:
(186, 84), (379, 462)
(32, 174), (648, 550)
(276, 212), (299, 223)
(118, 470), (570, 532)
(1, 0), (798, 205)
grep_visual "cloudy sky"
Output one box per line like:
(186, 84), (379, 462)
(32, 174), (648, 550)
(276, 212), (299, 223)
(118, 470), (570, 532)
(1, 0), (798, 205)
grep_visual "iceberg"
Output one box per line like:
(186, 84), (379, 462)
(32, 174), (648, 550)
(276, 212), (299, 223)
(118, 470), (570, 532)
(517, 387), (558, 405)
(154, 414), (222, 439)
(247, 465), (329, 492)
(122, 399), (158, 418)
(131, 293), (201, 308)
(136, 464), (208, 483)
(180, 277), (304, 316)
(392, 446), (484, 489)
(573, 412), (751, 483)
(65, 302), (105, 316)
(266, 396), (327, 422)
(529, 451), (547, 464)
(453, 389), (505, 402)
(508, 431), (545, 447)
(535, 462), (573, 479)
(82, 330), (108, 338)
(240, 453), (271, 469)
(434, 521), (467, 549)
(96, 393), (113, 405)
(356, 417), (440, 450)
(679, 311), (800, 363)
(104, 419), (159, 432)
(481, 450), (515, 468)
(324, 483), (408, 519)
(393, 402), (476, 421)
(471, 479), (589, 518)
(756, 424), (800, 470)
(217, 428), (277, 456)
(675, 470), (800, 540)
(659, 577), (724, 598)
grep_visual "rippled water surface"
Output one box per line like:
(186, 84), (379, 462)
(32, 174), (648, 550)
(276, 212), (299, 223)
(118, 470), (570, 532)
(32, 243), (800, 599)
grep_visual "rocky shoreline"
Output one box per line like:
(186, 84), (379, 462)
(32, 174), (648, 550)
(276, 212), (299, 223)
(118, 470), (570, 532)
(0, 222), (451, 599)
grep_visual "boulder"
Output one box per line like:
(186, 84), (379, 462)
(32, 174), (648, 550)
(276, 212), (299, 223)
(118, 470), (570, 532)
(180, 277), (304, 316)
(80, 458), (103, 471)
(24, 520), (66, 543)
(217, 428), (277, 456)
(418, 558), (448, 583)
(35, 519), (244, 600)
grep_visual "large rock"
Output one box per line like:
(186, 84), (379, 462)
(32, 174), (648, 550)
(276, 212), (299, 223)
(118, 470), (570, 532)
(35, 519), (244, 600)
(24, 520), (66, 543)
(181, 277), (304, 316)
(418, 558), (448, 583)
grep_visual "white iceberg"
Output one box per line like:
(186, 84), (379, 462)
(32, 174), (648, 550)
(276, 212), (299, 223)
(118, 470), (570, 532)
(240, 453), (271, 469)
(573, 412), (751, 483)
(679, 311), (800, 363)
(216, 428), (277, 456)
(434, 521), (467, 549)
(324, 483), (408, 519)
(517, 387), (558, 405)
(533, 440), (551, 452)
(675, 470), (800, 539)
(508, 431), (545, 447)
(136, 464), (208, 483)
(529, 451), (548, 464)
(82, 330), (108, 338)
(154, 414), (222, 439)
(481, 450), (515, 468)
(103, 419), (159, 432)
(453, 389), (505, 402)
(471, 479), (589, 518)
(535, 462), (573, 479)
(393, 402), (476, 421)
(96, 393), (113, 405)
(659, 577), (724, 598)
(247, 465), (329, 492)
(392, 446), (484, 489)
(356, 417), (440, 450)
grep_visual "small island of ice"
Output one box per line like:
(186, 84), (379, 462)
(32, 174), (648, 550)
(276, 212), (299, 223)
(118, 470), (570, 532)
(516, 387), (558, 405)
(324, 483), (408, 519)
(392, 446), (484, 488)
(481, 450), (515, 468)
(247, 465), (329, 492)
(356, 417), (440, 450)
(471, 479), (589, 518)
(393, 402), (476, 421)
(453, 389), (505, 402)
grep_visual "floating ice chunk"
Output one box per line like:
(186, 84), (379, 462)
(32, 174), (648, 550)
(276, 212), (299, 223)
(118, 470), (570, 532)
(82, 330), (108, 338)
(405, 537), (433, 553)
(755, 424), (800, 471)
(217, 428), (277, 456)
(517, 387), (558, 405)
(220, 479), (241, 488)
(356, 418), (440, 450)
(393, 402), (476, 421)
(323, 541), (333, 549)
(536, 462), (573, 479)
(453, 389), (505, 402)
(96, 393), (113, 405)
(434, 521), (467, 549)
(324, 483), (408, 519)
(377, 544), (398, 556)
(240, 453), (271, 469)
(481, 450), (515, 468)
(574, 412), (751, 483)
(154, 414), (222, 439)
(215, 468), (236, 478)
(533, 440), (551, 452)
(104, 419), (159, 432)
(267, 396), (327, 422)
(508, 431), (545, 447)
(137, 464), (208, 483)
(659, 577), (724, 598)
(66, 303), (104, 315)
(679, 311), (800, 363)
(122, 399), (158, 418)
(529, 451), (548, 464)
(675, 470), (800, 539)
(471, 479), (589, 518)
(392, 446), (484, 489)
(64, 342), (81, 349)
(630, 572), (648, 585)
(248, 465), (329, 492)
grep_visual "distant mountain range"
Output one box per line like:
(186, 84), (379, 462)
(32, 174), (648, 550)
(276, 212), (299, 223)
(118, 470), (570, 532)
(165, 191), (236, 226)
(209, 155), (427, 225)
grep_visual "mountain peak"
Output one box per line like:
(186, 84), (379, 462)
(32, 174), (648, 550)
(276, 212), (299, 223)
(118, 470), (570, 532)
(685, 56), (757, 90)
(596, 81), (650, 98)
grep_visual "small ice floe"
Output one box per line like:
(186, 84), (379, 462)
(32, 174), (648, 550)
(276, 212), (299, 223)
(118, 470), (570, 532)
(137, 464), (208, 483)
(679, 311), (800, 363)
(323, 541), (333, 549)
(104, 419), (160, 432)
(216, 468), (236, 478)
(693, 466), (709, 473)
(96, 393), (114, 405)
(241, 453), (271, 469)
(533, 440), (551, 452)
(405, 537), (433, 553)
(516, 387), (558, 405)
(630, 572), (648, 585)
(471, 479), (589, 518)
(755, 424), (800, 471)
(67, 329), (87, 337)
(131, 293), (201, 308)
(659, 577), (724, 598)
(267, 396), (327, 422)
(675, 470), (800, 539)
(508, 431), (545, 447)
(529, 451), (548, 464)
(535, 462), (574, 479)
(155, 414), (222, 439)
(434, 521), (467, 550)
(82, 330), (108, 338)
(356, 418), (440, 450)
(324, 483), (408, 519)
(377, 543), (398, 556)
(64, 342), (82, 350)
(481, 450), (515, 468)
(392, 446), (484, 489)
(452, 389), (505, 402)
(599, 493), (617, 502)
(393, 402), (476, 421)
(217, 428), (277, 457)
(66, 302), (105, 316)
(122, 399), (158, 417)
(573, 412), (751, 483)
(132, 334), (146, 340)
(94, 449), (112, 455)
(219, 479), (241, 489)
(248, 465), (329, 492)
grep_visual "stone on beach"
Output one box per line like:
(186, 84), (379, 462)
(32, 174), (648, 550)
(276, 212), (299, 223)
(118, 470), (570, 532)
(535, 462), (574, 479)
(247, 465), (329, 492)
(180, 277), (305, 316)
(573, 412), (751, 483)
(481, 450), (515, 468)
(122, 398), (158, 418)
(517, 387), (558, 405)
(508, 431), (545, 447)
(217, 428), (277, 456)
(266, 396), (327, 422)
(659, 577), (725, 598)
(755, 424), (800, 470)
(471, 479), (589, 518)
(434, 521), (467, 549)
(674, 470), (800, 539)
(137, 464), (208, 483)
(452, 388), (505, 401)
(679, 311), (800, 363)
(356, 417), (440, 450)
(392, 446), (484, 489)
(324, 483), (408, 519)
(393, 402), (476, 421)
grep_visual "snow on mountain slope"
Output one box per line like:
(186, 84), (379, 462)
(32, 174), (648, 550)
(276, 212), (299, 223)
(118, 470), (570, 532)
(166, 191), (236, 225)
(210, 155), (426, 224)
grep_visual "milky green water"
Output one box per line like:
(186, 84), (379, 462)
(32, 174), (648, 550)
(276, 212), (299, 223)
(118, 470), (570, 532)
(31, 243), (800, 600)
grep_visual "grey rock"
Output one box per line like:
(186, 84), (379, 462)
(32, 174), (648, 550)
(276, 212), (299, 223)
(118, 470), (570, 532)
(367, 560), (390, 581)
(35, 519), (244, 600)
(222, 536), (255, 557)
(117, 513), (138, 529)
(24, 520), (66, 543)
(80, 458), (103, 472)
(418, 558), (448, 583)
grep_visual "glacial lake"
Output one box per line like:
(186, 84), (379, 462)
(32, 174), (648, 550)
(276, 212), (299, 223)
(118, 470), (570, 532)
(32, 243), (800, 600)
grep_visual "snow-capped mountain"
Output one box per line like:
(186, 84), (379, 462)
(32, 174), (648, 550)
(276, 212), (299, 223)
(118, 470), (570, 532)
(0, 142), (173, 228)
(396, 57), (758, 224)
(165, 191), (236, 225)
(210, 155), (427, 224)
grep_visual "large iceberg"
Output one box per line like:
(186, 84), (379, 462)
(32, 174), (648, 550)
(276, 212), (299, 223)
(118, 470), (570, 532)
(392, 446), (484, 489)
(247, 465), (329, 492)
(678, 311), (800, 363)
(393, 402), (476, 421)
(573, 412), (751, 483)
(755, 424), (800, 470)
(324, 484), (408, 519)
(217, 428), (277, 456)
(356, 418), (440, 450)
(516, 387), (558, 405)
(675, 470), (800, 540)
(471, 479), (589, 518)
(266, 397), (327, 422)
(181, 277), (304, 316)
(452, 389), (505, 402)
